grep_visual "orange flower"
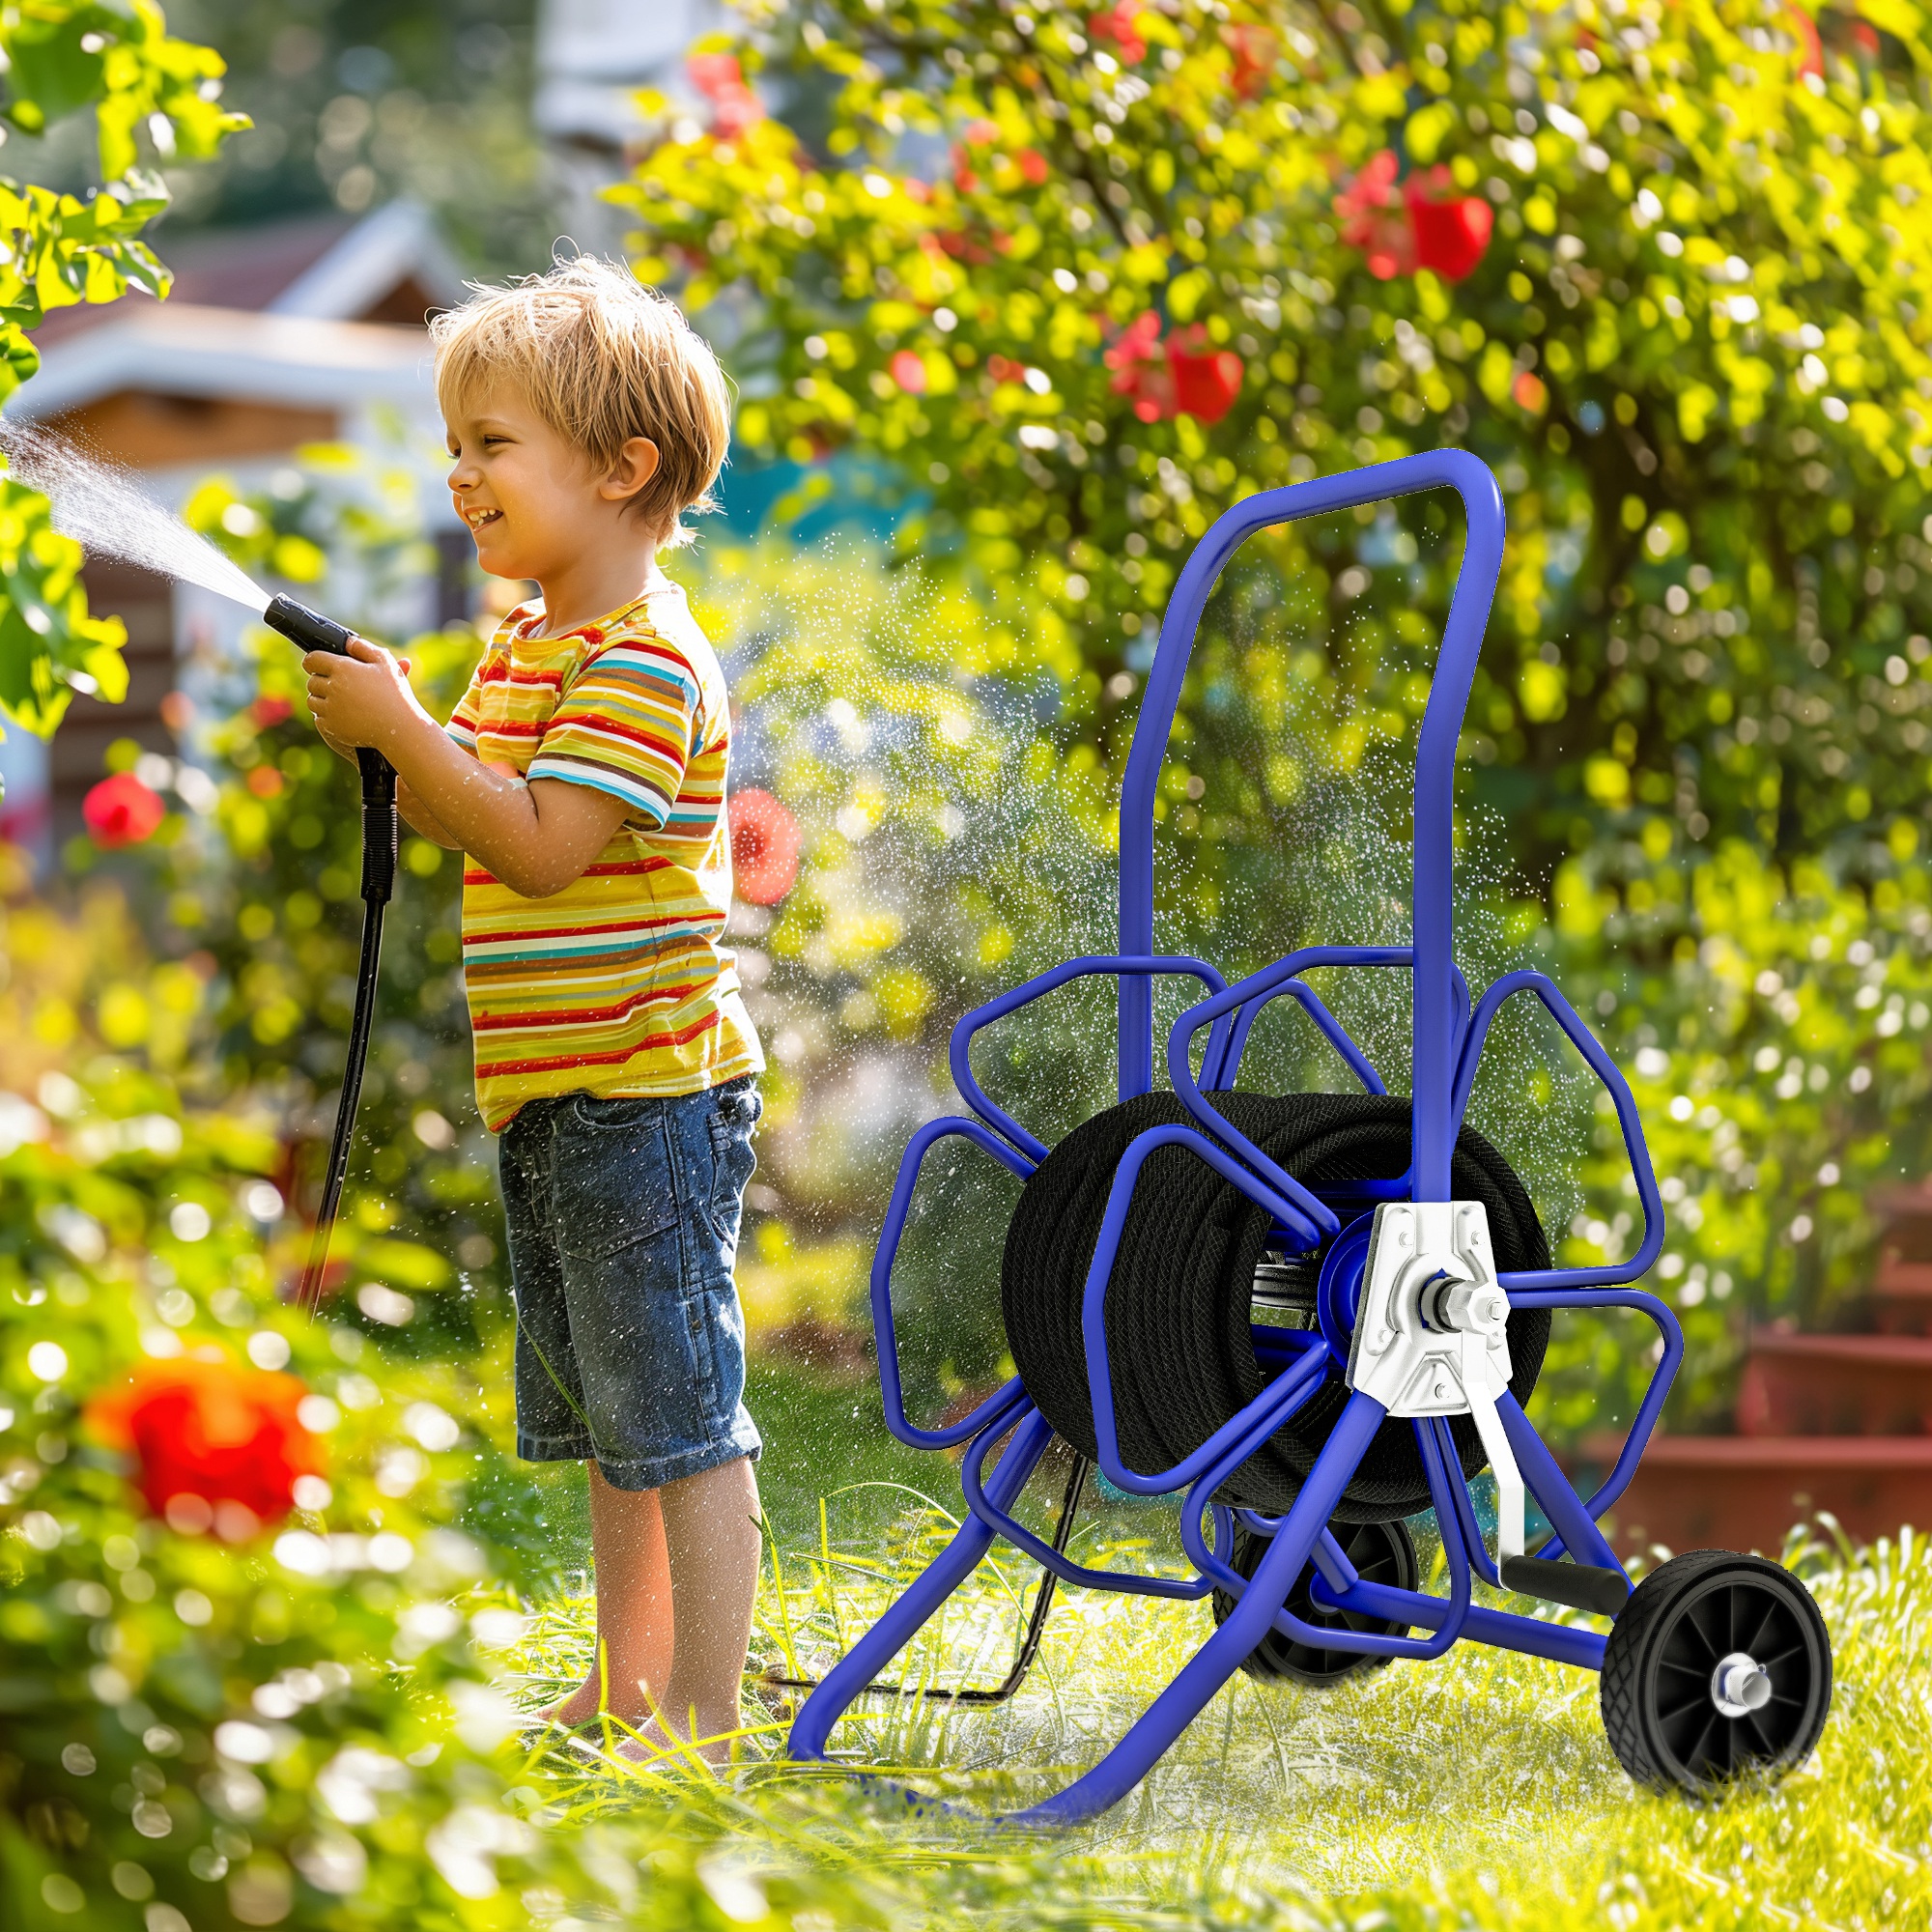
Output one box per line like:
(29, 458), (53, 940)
(82, 773), (165, 848)
(1512, 369), (1549, 413)
(1221, 23), (1278, 99)
(88, 1353), (325, 1539)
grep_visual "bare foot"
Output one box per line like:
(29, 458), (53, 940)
(534, 1675), (651, 1731)
(613, 1712), (733, 1770)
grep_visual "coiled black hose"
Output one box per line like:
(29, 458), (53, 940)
(1000, 1092), (1550, 1521)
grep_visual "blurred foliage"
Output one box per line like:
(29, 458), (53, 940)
(0, 1029), (939, 1929)
(0, 0), (246, 738)
(156, 0), (554, 272)
(621, 0), (1932, 889)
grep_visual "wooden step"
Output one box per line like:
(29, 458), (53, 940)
(1873, 1255), (1932, 1335)
(1737, 1330), (1932, 1436)
(1570, 1435), (1932, 1559)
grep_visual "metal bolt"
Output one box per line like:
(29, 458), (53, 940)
(1711, 1651), (1773, 1718)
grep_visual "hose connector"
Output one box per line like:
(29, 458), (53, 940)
(356, 748), (398, 907)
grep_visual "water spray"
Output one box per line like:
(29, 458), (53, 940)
(1, 425), (399, 1318)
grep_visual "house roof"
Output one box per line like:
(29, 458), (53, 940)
(8, 304), (435, 421)
(29, 202), (468, 349)
(8, 202), (462, 425)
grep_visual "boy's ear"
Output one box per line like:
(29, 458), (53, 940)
(600, 437), (661, 504)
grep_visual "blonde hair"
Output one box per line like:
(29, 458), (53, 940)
(430, 256), (731, 550)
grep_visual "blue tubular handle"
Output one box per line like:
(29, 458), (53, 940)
(1457, 970), (1666, 1289)
(1120, 451), (1506, 1200)
(868, 1115), (1036, 1451)
(949, 953), (1232, 1164)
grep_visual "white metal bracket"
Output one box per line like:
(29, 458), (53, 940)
(1346, 1201), (1524, 1566)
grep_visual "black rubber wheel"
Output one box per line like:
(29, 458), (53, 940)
(1600, 1549), (1832, 1794)
(1209, 1516), (1418, 1684)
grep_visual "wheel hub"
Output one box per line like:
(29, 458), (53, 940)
(1710, 1650), (1774, 1719)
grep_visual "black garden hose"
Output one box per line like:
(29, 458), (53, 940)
(261, 597), (400, 1319)
(1000, 1092), (1550, 1522)
(294, 750), (396, 1314)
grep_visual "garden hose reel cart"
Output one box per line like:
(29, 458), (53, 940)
(788, 451), (1833, 1822)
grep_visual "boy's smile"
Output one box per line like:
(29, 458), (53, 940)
(443, 384), (662, 629)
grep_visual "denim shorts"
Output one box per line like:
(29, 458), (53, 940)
(497, 1077), (763, 1491)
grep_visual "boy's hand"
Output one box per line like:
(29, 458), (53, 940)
(303, 637), (423, 755)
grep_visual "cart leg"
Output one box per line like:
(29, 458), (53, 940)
(789, 1409), (1055, 1761)
(1004, 1391), (1386, 1827)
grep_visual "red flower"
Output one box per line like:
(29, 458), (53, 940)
(83, 773), (165, 848)
(688, 50), (763, 139)
(729, 788), (801, 906)
(1017, 148), (1049, 187)
(1405, 167), (1493, 282)
(1512, 369), (1548, 413)
(87, 1354), (324, 1538)
(1088, 5), (1148, 64)
(1167, 327), (1245, 424)
(890, 350), (928, 395)
(1336, 150), (1492, 284)
(1104, 310), (1171, 422)
(1105, 313), (1243, 425)
(250, 695), (292, 728)
(1221, 23), (1278, 99)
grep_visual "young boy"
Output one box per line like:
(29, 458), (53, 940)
(302, 257), (764, 1763)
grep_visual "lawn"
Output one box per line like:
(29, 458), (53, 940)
(492, 1359), (1932, 1930)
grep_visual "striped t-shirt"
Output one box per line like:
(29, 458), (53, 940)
(445, 575), (763, 1131)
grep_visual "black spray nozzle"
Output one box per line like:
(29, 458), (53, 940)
(263, 592), (354, 656)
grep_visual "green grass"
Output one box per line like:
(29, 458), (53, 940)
(494, 1367), (1932, 1929)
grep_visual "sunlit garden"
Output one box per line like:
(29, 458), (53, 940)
(4, 0), (1932, 1926)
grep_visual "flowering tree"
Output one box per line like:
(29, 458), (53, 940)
(617, 0), (1932, 896)
(0, 2), (246, 736)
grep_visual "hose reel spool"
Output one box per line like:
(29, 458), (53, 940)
(1001, 1090), (1551, 1522)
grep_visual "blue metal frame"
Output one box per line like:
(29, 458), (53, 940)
(790, 452), (1677, 1826)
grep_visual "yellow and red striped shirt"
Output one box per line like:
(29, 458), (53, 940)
(446, 577), (763, 1131)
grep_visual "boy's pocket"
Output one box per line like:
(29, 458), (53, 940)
(554, 1100), (680, 1261)
(703, 1086), (761, 1252)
